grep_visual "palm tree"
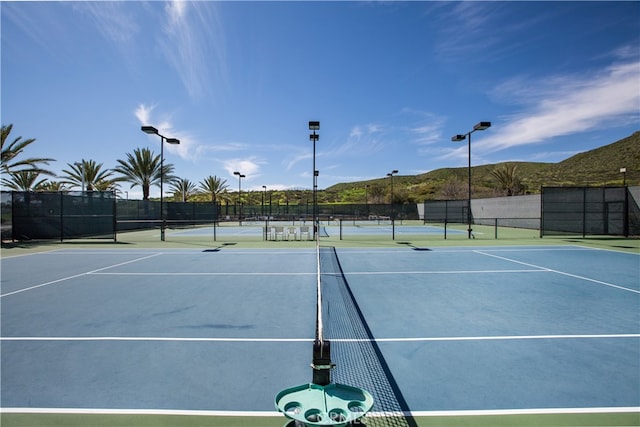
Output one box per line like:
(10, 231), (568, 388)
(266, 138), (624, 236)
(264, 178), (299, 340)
(1, 124), (55, 176)
(491, 163), (522, 196)
(1, 170), (48, 191)
(60, 159), (115, 191)
(199, 175), (229, 203)
(113, 147), (175, 200)
(38, 181), (68, 192)
(170, 178), (197, 202)
(93, 179), (120, 192)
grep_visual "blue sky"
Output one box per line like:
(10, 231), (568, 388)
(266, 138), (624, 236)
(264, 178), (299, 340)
(2, 1), (639, 198)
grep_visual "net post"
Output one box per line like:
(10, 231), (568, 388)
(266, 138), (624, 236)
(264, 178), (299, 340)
(311, 339), (333, 386)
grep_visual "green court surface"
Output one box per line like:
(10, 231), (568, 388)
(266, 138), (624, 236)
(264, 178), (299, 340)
(0, 224), (640, 427)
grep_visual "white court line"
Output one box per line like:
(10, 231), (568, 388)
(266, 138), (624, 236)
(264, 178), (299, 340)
(2, 334), (638, 343)
(89, 272), (315, 276)
(368, 334), (640, 342)
(341, 269), (548, 275)
(0, 248), (65, 259)
(0, 336), (313, 342)
(0, 253), (163, 298)
(475, 250), (640, 294)
(1, 406), (638, 417)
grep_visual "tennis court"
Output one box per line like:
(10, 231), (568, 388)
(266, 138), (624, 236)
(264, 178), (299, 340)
(1, 237), (639, 426)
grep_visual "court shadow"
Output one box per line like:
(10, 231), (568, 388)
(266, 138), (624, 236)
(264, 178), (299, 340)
(396, 241), (431, 251)
(201, 242), (237, 252)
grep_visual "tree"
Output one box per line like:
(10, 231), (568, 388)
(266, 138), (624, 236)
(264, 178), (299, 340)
(170, 178), (197, 202)
(1, 170), (48, 191)
(491, 163), (522, 196)
(199, 175), (229, 203)
(60, 159), (115, 191)
(38, 181), (68, 192)
(367, 184), (385, 204)
(440, 177), (466, 199)
(1, 124), (55, 176)
(113, 147), (175, 200)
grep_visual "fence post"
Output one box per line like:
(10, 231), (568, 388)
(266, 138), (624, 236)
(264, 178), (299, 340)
(582, 187), (587, 238)
(60, 191), (64, 242)
(624, 187), (629, 237)
(113, 191), (117, 242)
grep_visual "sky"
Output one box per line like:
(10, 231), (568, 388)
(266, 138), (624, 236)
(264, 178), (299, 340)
(2, 1), (639, 199)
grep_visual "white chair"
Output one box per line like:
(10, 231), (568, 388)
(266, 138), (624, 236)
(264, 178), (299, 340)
(287, 226), (298, 241)
(274, 226), (285, 241)
(299, 226), (311, 240)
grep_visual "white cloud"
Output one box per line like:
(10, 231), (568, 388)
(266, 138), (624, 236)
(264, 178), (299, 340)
(478, 58), (639, 154)
(134, 103), (196, 162)
(73, 2), (138, 47)
(408, 114), (446, 146)
(134, 104), (155, 125)
(160, 1), (227, 100)
(223, 158), (262, 181)
(349, 126), (363, 139)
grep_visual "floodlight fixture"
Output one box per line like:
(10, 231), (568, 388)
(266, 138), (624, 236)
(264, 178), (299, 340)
(473, 121), (492, 131)
(166, 138), (180, 145)
(141, 125), (159, 135)
(451, 134), (466, 142)
(309, 121), (320, 130)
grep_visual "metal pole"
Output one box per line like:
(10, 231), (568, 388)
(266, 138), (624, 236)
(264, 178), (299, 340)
(467, 132), (472, 239)
(387, 171), (396, 221)
(313, 132), (317, 240)
(160, 135), (165, 241)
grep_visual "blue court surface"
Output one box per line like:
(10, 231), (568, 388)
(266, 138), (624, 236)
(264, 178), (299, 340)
(1, 245), (639, 423)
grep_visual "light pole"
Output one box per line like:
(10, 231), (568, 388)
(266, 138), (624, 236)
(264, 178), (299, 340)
(74, 161), (86, 193)
(262, 185), (267, 218)
(234, 171), (245, 226)
(262, 185), (268, 239)
(451, 121), (491, 239)
(386, 170), (398, 220)
(309, 121), (320, 240)
(620, 167), (627, 186)
(141, 125), (180, 241)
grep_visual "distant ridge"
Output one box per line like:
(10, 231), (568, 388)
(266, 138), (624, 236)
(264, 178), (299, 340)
(325, 131), (640, 200)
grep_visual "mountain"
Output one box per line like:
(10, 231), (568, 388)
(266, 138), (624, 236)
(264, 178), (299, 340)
(324, 131), (640, 202)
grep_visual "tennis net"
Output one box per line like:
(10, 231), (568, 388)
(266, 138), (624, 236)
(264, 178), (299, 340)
(319, 245), (416, 427)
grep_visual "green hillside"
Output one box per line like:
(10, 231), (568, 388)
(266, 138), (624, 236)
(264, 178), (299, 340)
(323, 131), (640, 203)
